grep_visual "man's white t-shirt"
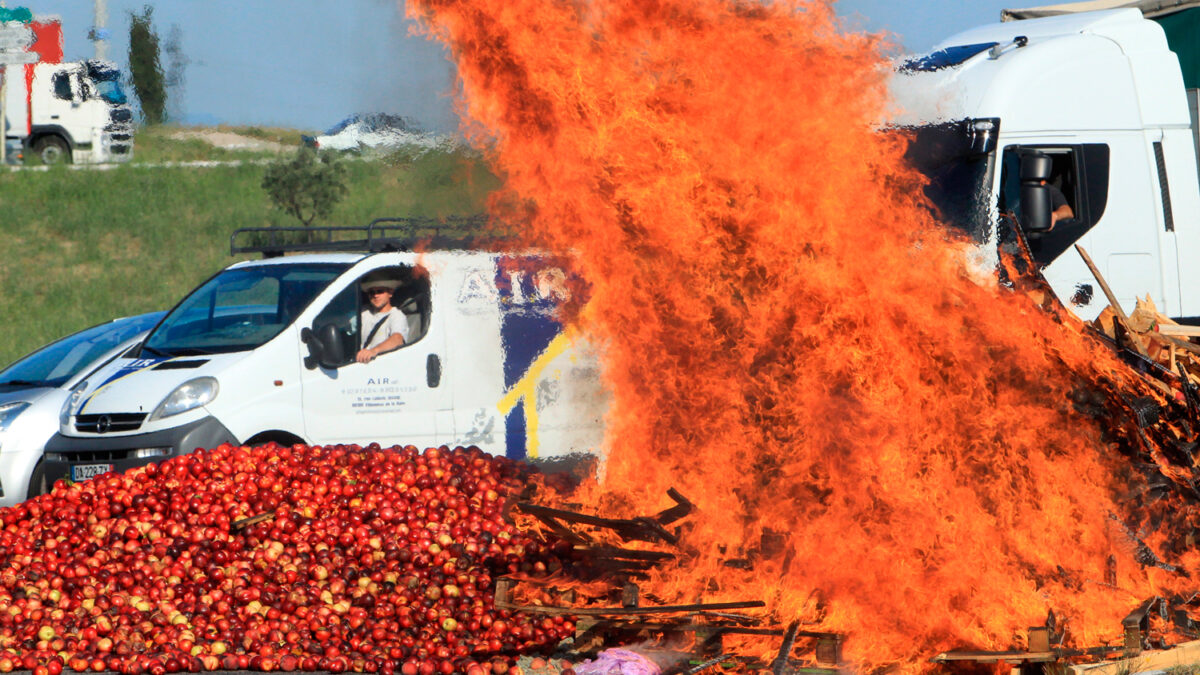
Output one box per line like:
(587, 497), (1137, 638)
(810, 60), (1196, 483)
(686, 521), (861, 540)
(360, 307), (411, 350)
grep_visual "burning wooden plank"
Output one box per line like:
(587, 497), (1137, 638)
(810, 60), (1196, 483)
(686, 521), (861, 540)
(1067, 639), (1200, 675)
(495, 576), (765, 616)
(1077, 244), (1148, 356)
(516, 487), (693, 545)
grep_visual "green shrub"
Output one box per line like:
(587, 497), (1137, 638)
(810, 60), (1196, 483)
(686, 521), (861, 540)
(261, 148), (349, 227)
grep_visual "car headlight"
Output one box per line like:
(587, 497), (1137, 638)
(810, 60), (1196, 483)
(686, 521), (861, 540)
(149, 377), (218, 421)
(60, 381), (88, 426)
(0, 402), (30, 433)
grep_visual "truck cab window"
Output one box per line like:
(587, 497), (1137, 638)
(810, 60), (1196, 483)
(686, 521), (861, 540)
(52, 73), (73, 101)
(899, 118), (998, 242)
(999, 144), (1110, 266)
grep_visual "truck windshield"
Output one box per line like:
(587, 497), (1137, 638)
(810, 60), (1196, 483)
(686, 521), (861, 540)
(0, 312), (165, 389)
(92, 80), (127, 105)
(142, 263), (350, 356)
(901, 42), (998, 72)
(86, 63), (128, 104)
(897, 118), (998, 242)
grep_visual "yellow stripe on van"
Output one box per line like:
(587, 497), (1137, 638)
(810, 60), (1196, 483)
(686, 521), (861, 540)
(496, 328), (576, 459)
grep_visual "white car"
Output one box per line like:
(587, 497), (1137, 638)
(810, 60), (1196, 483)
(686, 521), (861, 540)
(301, 113), (437, 153)
(0, 311), (164, 504)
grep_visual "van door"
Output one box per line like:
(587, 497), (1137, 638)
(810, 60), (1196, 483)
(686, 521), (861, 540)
(298, 265), (452, 448)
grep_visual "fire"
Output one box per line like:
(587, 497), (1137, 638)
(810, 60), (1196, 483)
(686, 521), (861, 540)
(405, 0), (1199, 670)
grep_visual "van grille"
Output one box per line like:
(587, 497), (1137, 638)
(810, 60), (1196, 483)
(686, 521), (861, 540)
(49, 449), (129, 462)
(46, 447), (169, 463)
(75, 413), (147, 433)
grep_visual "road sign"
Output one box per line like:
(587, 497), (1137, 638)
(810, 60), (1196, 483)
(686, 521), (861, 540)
(0, 50), (37, 65)
(0, 23), (32, 51)
(0, 7), (32, 23)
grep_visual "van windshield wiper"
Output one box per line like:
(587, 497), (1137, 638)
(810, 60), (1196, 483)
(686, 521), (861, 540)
(170, 348), (216, 356)
(0, 379), (45, 386)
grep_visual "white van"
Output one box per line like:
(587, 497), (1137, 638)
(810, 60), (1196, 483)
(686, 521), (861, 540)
(41, 224), (608, 486)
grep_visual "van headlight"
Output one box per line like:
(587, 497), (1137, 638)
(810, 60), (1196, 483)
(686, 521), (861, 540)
(60, 381), (88, 426)
(149, 377), (218, 421)
(0, 402), (30, 433)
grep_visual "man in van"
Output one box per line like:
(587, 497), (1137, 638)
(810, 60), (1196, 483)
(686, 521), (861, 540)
(356, 274), (412, 363)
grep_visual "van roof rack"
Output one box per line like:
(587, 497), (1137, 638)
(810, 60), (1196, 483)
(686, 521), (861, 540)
(230, 216), (492, 258)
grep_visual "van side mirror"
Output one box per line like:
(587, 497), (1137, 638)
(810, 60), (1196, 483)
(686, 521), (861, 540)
(1019, 152), (1053, 233)
(301, 324), (352, 370)
(300, 328), (324, 370)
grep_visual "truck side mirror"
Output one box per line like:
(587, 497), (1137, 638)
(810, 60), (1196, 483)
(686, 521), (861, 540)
(1019, 152), (1053, 233)
(301, 324), (352, 370)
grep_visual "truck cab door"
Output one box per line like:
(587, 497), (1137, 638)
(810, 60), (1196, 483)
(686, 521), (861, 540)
(298, 266), (452, 448)
(999, 142), (1123, 317)
(38, 66), (93, 147)
(40, 68), (77, 123)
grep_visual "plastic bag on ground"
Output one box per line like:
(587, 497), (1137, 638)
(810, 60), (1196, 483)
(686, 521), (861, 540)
(572, 649), (663, 675)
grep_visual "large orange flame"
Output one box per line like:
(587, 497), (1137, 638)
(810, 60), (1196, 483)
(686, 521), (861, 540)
(405, 0), (1198, 670)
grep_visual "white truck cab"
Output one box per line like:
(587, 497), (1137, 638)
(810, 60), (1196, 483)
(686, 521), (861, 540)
(41, 223), (607, 485)
(3, 59), (135, 164)
(892, 9), (1200, 321)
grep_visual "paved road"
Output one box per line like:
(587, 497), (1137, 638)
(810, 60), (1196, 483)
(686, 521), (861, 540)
(2, 159), (275, 172)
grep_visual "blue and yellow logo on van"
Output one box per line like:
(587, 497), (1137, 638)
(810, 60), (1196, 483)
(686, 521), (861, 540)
(492, 256), (578, 459)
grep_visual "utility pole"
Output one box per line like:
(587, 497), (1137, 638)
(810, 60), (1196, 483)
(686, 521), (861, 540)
(1, 0), (7, 166)
(93, 0), (107, 61)
(1, 65), (6, 165)
(0, 3), (33, 165)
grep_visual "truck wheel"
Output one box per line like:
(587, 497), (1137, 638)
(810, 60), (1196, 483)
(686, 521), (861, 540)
(34, 136), (71, 165)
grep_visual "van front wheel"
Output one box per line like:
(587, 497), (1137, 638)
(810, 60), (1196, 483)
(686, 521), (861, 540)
(244, 431), (306, 449)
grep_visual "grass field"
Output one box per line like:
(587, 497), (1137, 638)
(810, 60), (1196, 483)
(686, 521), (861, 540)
(129, 125), (305, 163)
(0, 128), (501, 366)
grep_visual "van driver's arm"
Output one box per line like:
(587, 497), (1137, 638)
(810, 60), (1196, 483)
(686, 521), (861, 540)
(356, 333), (405, 363)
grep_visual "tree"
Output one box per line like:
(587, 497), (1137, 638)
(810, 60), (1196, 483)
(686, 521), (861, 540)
(128, 6), (166, 125)
(262, 148), (350, 228)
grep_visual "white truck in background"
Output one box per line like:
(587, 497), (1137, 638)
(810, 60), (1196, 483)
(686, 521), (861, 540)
(890, 5), (1200, 322)
(3, 59), (135, 164)
(2, 16), (134, 165)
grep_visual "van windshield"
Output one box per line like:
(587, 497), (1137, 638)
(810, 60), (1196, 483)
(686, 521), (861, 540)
(142, 263), (350, 356)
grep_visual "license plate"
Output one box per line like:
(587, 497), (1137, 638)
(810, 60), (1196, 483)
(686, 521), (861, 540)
(71, 463), (114, 482)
